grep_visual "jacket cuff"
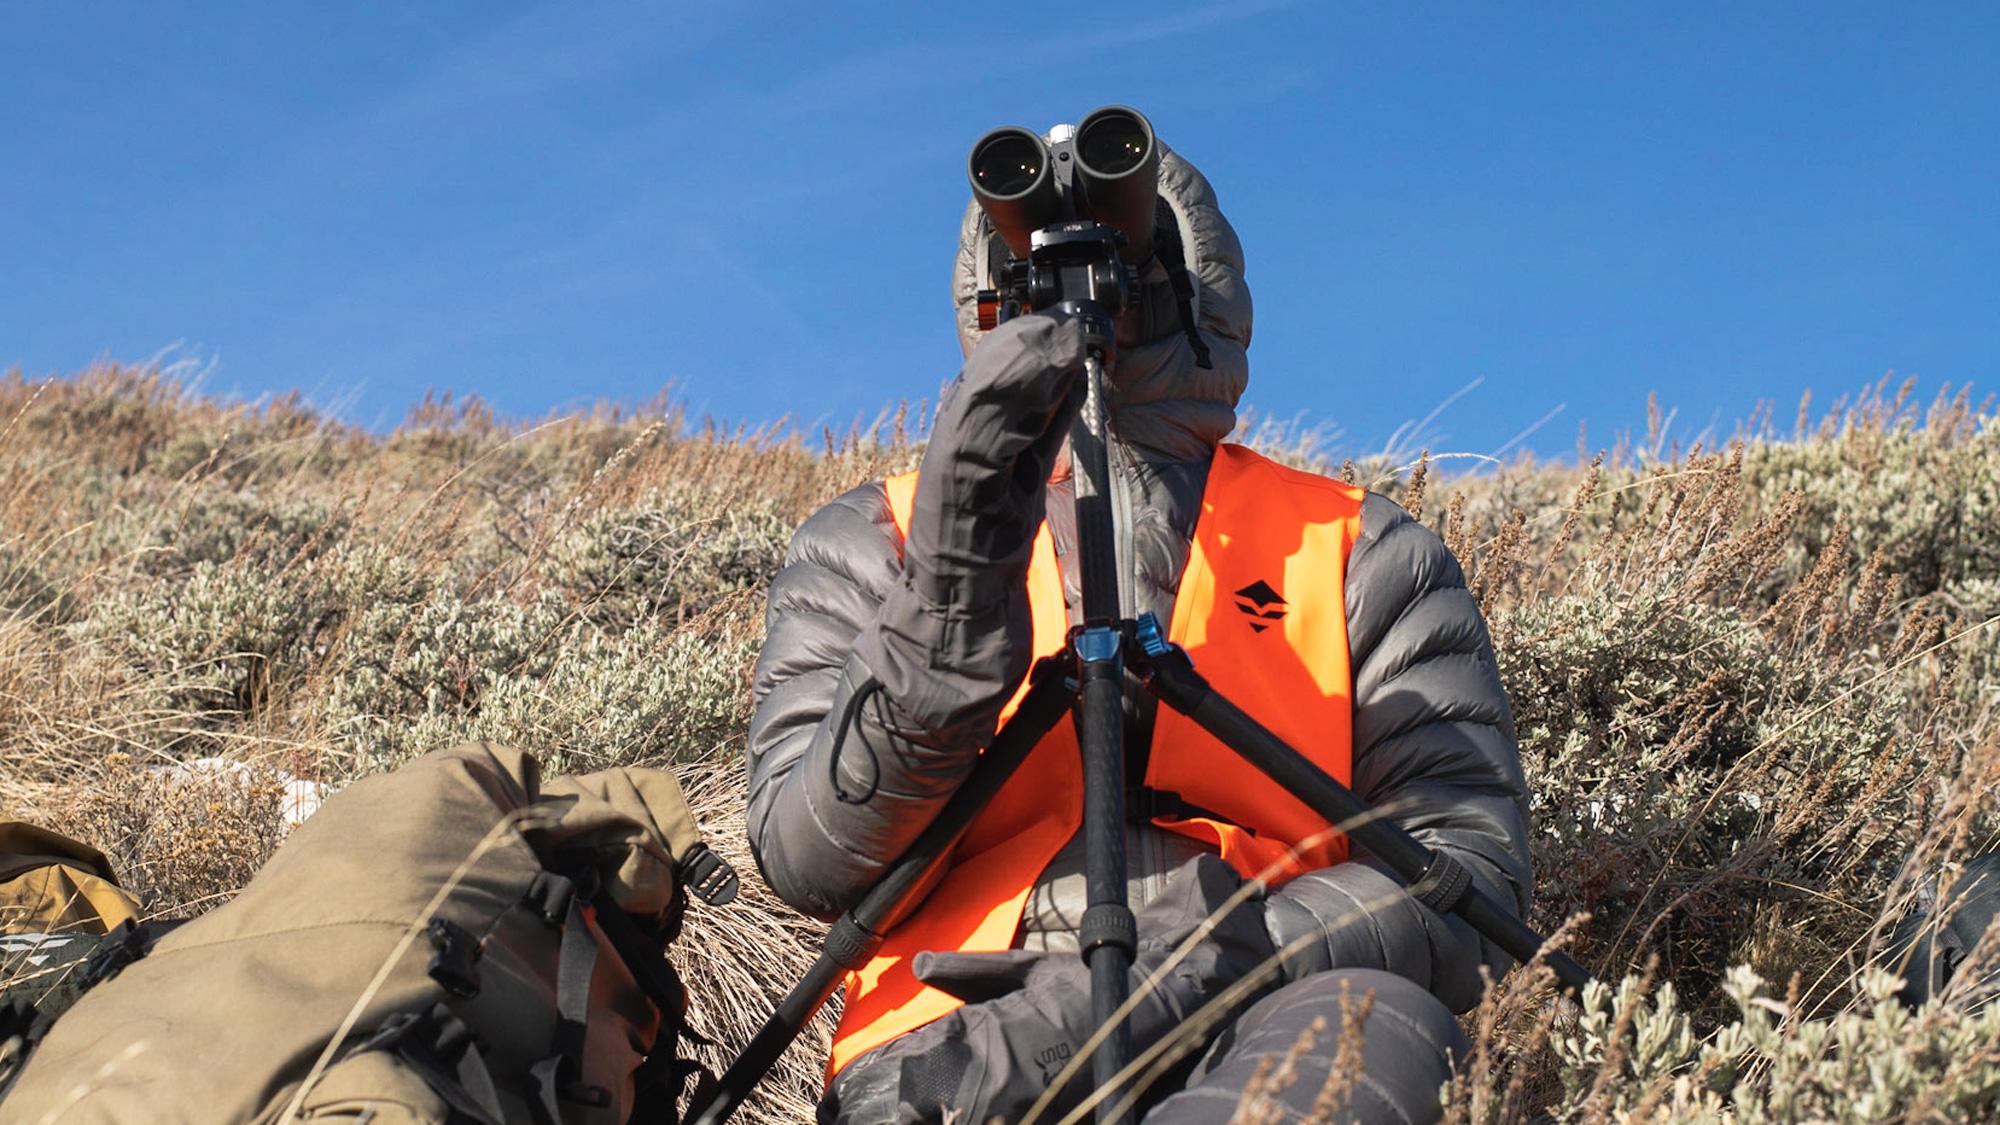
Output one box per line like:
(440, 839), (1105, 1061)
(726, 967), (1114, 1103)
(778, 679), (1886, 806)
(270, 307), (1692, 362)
(850, 577), (1034, 746)
(1262, 856), (1490, 1012)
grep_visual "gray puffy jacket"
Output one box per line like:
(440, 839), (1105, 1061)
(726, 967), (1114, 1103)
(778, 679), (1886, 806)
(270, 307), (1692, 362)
(746, 144), (1530, 1015)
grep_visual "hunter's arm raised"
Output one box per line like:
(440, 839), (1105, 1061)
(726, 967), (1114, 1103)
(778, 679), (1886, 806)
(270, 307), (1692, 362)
(746, 315), (1086, 920)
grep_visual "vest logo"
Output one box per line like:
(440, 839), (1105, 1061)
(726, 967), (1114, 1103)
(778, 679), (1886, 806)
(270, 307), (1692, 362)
(1233, 579), (1287, 633)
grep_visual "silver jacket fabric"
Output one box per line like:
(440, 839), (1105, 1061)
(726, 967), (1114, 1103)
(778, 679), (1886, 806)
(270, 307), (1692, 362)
(745, 142), (1530, 1015)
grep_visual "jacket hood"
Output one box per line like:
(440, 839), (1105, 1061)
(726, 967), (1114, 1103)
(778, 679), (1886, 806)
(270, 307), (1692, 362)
(951, 139), (1251, 462)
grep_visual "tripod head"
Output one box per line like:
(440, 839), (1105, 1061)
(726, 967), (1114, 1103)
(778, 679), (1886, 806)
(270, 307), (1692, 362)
(986, 220), (1131, 353)
(967, 106), (1162, 353)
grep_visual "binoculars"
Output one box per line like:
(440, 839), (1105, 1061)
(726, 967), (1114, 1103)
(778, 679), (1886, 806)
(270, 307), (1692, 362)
(967, 105), (1161, 265)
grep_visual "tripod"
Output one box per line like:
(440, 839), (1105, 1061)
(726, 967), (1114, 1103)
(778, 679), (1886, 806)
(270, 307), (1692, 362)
(687, 273), (1591, 1125)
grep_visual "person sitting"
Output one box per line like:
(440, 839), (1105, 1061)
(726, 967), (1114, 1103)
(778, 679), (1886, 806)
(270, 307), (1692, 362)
(745, 125), (1532, 1122)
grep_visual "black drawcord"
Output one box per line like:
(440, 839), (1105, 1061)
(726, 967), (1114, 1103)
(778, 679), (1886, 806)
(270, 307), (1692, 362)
(827, 677), (886, 804)
(1152, 207), (1214, 370)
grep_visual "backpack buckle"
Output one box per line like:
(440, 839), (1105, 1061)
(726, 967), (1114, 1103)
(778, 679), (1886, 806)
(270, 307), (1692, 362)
(678, 843), (739, 906)
(425, 919), (483, 998)
(524, 871), (576, 927)
(75, 920), (158, 991)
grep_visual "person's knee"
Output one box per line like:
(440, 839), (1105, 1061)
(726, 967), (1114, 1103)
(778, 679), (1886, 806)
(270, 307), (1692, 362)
(1145, 969), (1465, 1124)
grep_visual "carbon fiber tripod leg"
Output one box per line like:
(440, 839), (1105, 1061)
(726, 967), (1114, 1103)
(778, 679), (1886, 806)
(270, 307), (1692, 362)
(686, 664), (1073, 1125)
(1135, 616), (1594, 995)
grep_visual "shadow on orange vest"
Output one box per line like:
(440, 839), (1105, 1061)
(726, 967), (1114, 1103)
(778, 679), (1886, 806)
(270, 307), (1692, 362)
(829, 443), (1364, 1074)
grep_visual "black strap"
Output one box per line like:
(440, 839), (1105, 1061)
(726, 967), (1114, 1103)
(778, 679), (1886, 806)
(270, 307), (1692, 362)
(597, 880), (735, 1121)
(358, 1005), (508, 1125)
(523, 857), (719, 1123)
(597, 891), (719, 1122)
(526, 866), (722, 1123)
(524, 869), (577, 927)
(1127, 786), (1236, 828)
(0, 997), (52, 1100)
(0, 997), (47, 1046)
(1152, 205), (1214, 370)
(591, 890), (706, 1046)
(73, 919), (168, 992)
(528, 895), (609, 1123)
(631, 1042), (716, 1124)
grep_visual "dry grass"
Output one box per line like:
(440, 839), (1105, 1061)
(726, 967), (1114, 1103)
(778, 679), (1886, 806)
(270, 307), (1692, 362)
(672, 758), (840, 1122)
(1, 362), (1995, 1120)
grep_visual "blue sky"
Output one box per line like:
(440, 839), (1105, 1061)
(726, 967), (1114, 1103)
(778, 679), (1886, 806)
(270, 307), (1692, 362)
(6, 3), (1996, 460)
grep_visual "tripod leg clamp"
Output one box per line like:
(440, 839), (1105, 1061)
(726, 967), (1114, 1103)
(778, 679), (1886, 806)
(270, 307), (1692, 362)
(1079, 903), (1138, 960)
(825, 915), (883, 972)
(1407, 851), (1475, 915)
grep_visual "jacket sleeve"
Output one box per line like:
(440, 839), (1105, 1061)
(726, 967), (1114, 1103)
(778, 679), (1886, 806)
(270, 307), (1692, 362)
(745, 481), (1033, 920)
(1262, 492), (1532, 1012)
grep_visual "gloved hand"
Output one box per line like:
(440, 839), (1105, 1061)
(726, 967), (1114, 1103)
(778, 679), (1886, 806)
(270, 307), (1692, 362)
(904, 313), (1088, 614)
(1262, 854), (1501, 1011)
(820, 855), (1277, 1124)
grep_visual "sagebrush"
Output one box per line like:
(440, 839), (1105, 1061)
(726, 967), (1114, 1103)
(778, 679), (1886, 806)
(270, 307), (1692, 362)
(1, 364), (1993, 1121)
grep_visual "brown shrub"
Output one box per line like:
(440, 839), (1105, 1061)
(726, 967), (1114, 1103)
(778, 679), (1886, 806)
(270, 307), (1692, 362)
(0, 361), (1993, 1120)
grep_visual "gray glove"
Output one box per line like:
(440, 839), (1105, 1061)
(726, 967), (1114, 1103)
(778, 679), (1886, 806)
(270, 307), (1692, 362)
(904, 312), (1087, 613)
(820, 855), (1276, 1124)
(848, 312), (1088, 742)
(1262, 853), (1506, 1012)
(747, 315), (1091, 920)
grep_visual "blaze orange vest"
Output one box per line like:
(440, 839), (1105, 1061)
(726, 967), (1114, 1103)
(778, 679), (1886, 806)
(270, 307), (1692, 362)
(827, 442), (1366, 1074)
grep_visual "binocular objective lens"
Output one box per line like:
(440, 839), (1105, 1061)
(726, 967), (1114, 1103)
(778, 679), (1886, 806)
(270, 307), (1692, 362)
(971, 134), (1045, 198)
(1075, 115), (1150, 176)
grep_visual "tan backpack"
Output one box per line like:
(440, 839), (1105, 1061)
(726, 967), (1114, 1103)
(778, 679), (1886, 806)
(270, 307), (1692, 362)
(0, 742), (737, 1125)
(0, 821), (143, 938)
(0, 821), (148, 1068)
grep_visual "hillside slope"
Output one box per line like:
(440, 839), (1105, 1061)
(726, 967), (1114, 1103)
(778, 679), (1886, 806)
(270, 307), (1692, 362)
(2, 367), (1995, 1121)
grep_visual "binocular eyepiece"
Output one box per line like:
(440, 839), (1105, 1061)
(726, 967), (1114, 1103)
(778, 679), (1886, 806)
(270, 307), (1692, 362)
(967, 106), (1160, 264)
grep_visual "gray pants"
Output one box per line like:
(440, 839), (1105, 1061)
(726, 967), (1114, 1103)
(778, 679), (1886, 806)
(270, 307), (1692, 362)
(1885, 851), (2000, 1010)
(823, 968), (1464, 1124)
(1145, 969), (1465, 1124)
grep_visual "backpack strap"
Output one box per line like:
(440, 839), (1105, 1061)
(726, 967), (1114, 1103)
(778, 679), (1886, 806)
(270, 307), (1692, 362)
(72, 919), (170, 992)
(528, 860), (722, 1123)
(630, 1043), (716, 1125)
(592, 878), (719, 1115)
(355, 1004), (508, 1125)
(525, 876), (611, 1123)
(424, 919), (483, 998)
(0, 997), (53, 1100)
